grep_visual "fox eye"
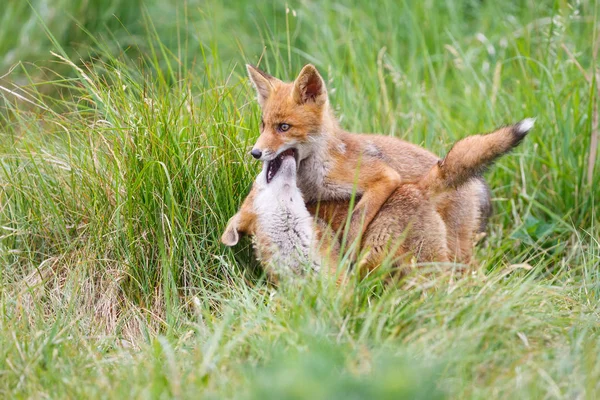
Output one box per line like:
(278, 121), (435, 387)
(260, 119), (265, 131)
(278, 123), (291, 132)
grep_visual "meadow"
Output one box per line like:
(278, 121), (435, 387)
(1, 0), (599, 398)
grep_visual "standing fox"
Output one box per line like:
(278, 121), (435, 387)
(222, 119), (534, 278)
(242, 64), (528, 262)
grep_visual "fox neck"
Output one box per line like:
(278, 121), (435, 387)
(253, 183), (320, 275)
(297, 108), (344, 202)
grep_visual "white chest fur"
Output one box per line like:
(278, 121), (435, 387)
(254, 181), (320, 275)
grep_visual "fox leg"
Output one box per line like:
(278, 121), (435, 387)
(344, 165), (401, 250)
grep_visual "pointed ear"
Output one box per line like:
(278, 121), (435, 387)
(246, 64), (279, 107)
(293, 64), (327, 106)
(221, 213), (241, 247)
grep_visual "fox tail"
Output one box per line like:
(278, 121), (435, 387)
(419, 118), (535, 196)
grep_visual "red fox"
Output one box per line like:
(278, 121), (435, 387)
(221, 119), (534, 279)
(243, 63), (529, 262)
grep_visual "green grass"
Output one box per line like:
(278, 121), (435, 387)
(1, 0), (599, 398)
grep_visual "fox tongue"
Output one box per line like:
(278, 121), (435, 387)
(266, 149), (297, 184)
(266, 156), (282, 183)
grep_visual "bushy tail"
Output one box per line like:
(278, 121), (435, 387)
(419, 118), (535, 196)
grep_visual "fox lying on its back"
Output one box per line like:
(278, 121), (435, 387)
(222, 119), (534, 279)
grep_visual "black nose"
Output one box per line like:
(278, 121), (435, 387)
(250, 149), (262, 159)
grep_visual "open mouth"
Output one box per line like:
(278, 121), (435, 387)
(266, 148), (297, 183)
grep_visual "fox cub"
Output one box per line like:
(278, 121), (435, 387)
(243, 64), (514, 263)
(222, 120), (534, 279)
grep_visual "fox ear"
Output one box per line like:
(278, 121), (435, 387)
(293, 64), (327, 106)
(221, 213), (241, 247)
(246, 64), (279, 107)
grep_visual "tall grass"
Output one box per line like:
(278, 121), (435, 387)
(0, 0), (599, 398)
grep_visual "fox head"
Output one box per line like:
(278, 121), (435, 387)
(221, 151), (304, 247)
(246, 64), (332, 163)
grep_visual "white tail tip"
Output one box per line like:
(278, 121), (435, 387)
(516, 118), (536, 134)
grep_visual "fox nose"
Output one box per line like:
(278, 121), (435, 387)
(250, 149), (262, 159)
